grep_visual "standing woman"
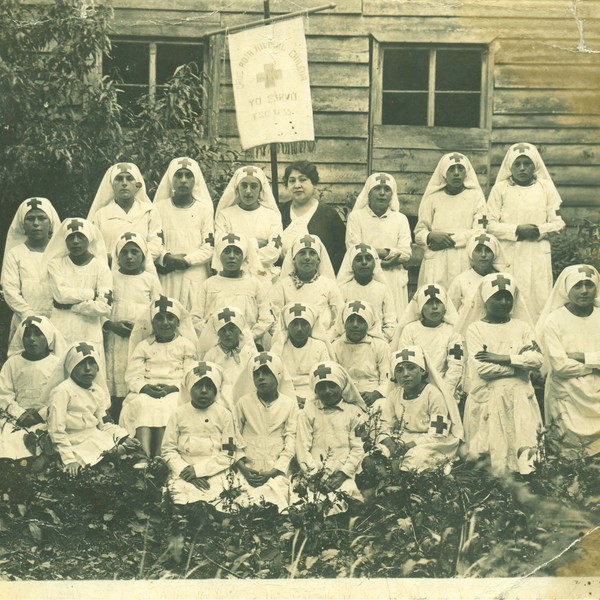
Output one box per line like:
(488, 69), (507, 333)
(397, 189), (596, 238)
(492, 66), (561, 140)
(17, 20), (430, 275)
(487, 143), (565, 321)
(88, 162), (165, 264)
(153, 157), (214, 307)
(280, 161), (346, 274)
(2, 198), (61, 340)
(536, 264), (600, 458)
(414, 152), (487, 290)
(215, 165), (283, 284)
(346, 172), (412, 317)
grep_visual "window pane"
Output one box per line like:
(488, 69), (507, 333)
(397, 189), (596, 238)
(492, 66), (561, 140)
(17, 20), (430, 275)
(156, 44), (204, 85)
(382, 92), (428, 125)
(383, 49), (429, 91)
(435, 49), (482, 91)
(103, 42), (149, 85)
(434, 92), (481, 127)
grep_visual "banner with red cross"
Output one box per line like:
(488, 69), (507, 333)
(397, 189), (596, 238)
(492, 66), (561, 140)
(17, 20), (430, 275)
(228, 18), (314, 150)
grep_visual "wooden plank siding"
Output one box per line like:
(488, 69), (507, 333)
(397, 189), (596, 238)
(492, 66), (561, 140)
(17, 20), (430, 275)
(99, 0), (600, 224)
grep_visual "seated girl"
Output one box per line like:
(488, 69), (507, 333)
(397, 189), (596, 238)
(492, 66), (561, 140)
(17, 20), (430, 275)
(271, 234), (343, 341)
(43, 218), (112, 353)
(270, 302), (332, 407)
(233, 352), (299, 512)
(191, 232), (273, 352)
(120, 295), (197, 459)
(215, 165), (283, 285)
(47, 341), (133, 475)
(104, 232), (161, 422)
(2, 197), (61, 341)
(332, 300), (390, 409)
(202, 306), (256, 408)
(393, 284), (464, 400)
(337, 242), (397, 342)
(0, 316), (65, 459)
(162, 361), (241, 509)
(373, 345), (463, 472)
(448, 232), (508, 313)
(153, 157), (214, 308)
(536, 265), (600, 458)
(414, 153), (487, 290)
(295, 361), (366, 514)
(456, 272), (543, 475)
(346, 172), (412, 317)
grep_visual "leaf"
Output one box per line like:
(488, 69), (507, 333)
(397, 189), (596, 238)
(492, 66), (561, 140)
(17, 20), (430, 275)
(401, 559), (416, 576)
(396, 517), (412, 533)
(28, 522), (43, 542)
(304, 556), (318, 570)
(17, 504), (27, 517)
(103, 513), (114, 522)
(320, 549), (340, 561)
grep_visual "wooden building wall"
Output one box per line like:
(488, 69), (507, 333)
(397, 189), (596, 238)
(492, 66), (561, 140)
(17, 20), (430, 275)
(108, 0), (600, 224)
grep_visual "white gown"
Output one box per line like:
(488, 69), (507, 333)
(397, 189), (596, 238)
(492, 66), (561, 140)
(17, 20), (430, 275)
(542, 306), (600, 457)
(415, 187), (486, 290)
(464, 319), (543, 474)
(162, 402), (240, 508)
(234, 392), (299, 511)
(487, 179), (564, 320)
(156, 199), (213, 308)
(346, 206), (412, 317)
(120, 335), (197, 435)
(1, 244), (53, 338)
(47, 255), (112, 348)
(105, 271), (161, 397)
(0, 353), (60, 459)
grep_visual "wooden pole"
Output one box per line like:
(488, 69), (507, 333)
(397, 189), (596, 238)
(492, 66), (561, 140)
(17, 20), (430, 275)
(263, 0), (280, 203)
(202, 4), (336, 38)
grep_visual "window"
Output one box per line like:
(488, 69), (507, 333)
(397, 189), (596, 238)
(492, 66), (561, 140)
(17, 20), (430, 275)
(103, 40), (206, 113)
(381, 46), (486, 128)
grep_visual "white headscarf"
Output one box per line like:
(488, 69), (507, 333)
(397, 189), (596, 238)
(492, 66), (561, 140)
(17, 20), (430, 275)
(423, 152), (484, 197)
(279, 233), (336, 281)
(212, 230), (262, 275)
(388, 345), (464, 440)
(307, 360), (367, 412)
(333, 299), (382, 341)
(393, 283), (458, 348)
(535, 264), (600, 339)
(199, 305), (257, 357)
(232, 350), (296, 402)
(179, 361), (226, 408)
(466, 231), (509, 272)
(40, 340), (108, 408)
(336, 242), (389, 287)
(41, 217), (109, 270)
(8, 314), (67, 359)
(111, 230), (159, 278)
(88, 162), (152, 220)
(352, 172), (400, 213)
(153, 156), (213, 211)
(454, 272), (532, 337)
(3, 197), (62, 257)
(494, 143), (561, 201)
(128, 294), (197, 360)
(215, 165), (278, 216)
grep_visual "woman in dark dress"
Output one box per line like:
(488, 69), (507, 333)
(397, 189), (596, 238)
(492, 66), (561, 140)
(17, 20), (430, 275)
(279, 161), (346, 274)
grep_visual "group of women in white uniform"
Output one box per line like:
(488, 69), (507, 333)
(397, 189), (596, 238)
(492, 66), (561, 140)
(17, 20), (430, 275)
(0, 141), (598, 512)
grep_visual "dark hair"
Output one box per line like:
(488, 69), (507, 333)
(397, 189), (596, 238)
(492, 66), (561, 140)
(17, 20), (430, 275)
(283, 161), (319, 186)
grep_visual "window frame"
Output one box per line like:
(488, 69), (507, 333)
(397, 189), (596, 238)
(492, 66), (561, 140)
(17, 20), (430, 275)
(372, 42), (491, 130)
(102, 36), (220, 137)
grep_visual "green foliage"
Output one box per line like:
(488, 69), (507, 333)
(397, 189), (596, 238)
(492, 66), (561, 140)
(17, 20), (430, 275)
(0, 0), (240, 226)
(550, 220), (600, 279)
